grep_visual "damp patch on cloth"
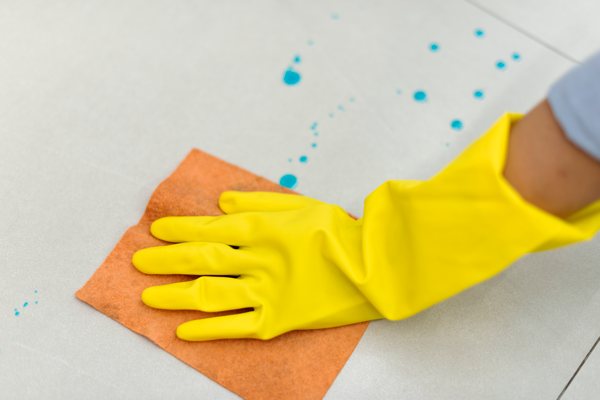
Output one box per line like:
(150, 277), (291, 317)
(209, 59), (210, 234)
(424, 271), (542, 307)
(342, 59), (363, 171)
(75, 149), (368, 400)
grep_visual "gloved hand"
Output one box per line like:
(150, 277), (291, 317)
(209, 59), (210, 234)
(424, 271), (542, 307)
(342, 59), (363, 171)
(133, 113), (600, 341)
(132, 192), (383, 340)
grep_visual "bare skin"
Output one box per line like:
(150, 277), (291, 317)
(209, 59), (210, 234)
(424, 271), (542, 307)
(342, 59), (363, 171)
(504, 100), (600, 218)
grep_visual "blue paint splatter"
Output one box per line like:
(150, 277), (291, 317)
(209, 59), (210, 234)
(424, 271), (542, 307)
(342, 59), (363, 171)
(299, 155), (308, 163)
(495, 60), (507, 70)
(451, 119), (464, 130)
(283, 68), (302, 85)
(279, 174), (298, 189)
(331, 12), (340, 20)
(473, 89), (485, 100)
(311, 143), (317, 148)
(23, 302), (29, 308)
(294, 55), (301, 64)
(474, 28), (485, 38)
(14, 309), (20, 317)
(512, 52), (521, 61)
(413, 90), (427, 102)
(310, 122), (318, 130)
(429, 42), (440, 52)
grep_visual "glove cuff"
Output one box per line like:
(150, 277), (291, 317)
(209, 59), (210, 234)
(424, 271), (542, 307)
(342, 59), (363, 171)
(359, 113), (600, 320)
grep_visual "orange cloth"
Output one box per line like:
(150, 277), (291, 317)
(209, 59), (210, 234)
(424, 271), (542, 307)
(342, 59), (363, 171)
(76, 149), (368, 399)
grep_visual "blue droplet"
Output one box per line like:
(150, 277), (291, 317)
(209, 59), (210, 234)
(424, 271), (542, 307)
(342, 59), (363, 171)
(23, 302), (29, 308)
(474, 28), (485, 38)
(299, 155), (308, 163)
(294, 55), (301, 64)
(337, 104), (345, 112)
(283, 68), (302, 85)
(310, 122), (318, 130)
(512, 52), (521, 61)
(429, 42), (440, 52)
(331, 12), (340, 20)
(288, 158), (292, 163)
(14, 309), (20, 317)
(450, 119), (464, 130)
(279, 174), (298, 189)
(496, 60), (507, 70)
(311, 143), (317, 148)
(413, 90), (427, 102)
(473, 89), (485, 100)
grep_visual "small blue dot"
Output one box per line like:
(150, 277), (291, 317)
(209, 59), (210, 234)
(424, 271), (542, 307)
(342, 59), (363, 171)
(14, 309), (20, 317)
(331, 12), (340, 20)
(512, 52), (521, 61)
(337, 104), (345, 112)
(329, 112), (334, 118)
(283, 68), (302, 85)
(279, 174), (298, 189)
(496, 60), (507, 70)
(475, 28), (485, 38)
(310, 122), (318, 130)
(429, 42), (440, 52)
(299, 155), (308, 163)
(23, 302), (29, 308)
(396, 89), (402, 95)
(288, 158), (292, 162)
(34, 301), (38, 304)
(450, 119), (464, 130)
(311, 143), (317, 148)
(349, 96), (355, 102)
(293, 55), (301, 64)
(307, 39), (315, 46)
(34, 290), (38, 294)
(473, 89), (485, 100)
(313, 131), (319, 136)
(413, 90), (427, 102)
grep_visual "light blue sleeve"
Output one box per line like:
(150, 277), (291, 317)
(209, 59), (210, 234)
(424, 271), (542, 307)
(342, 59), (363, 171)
(548, 51), (600, 162)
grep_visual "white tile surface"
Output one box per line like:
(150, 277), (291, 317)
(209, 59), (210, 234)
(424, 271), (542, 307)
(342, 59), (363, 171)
(0, 1), (598, 399)
(470, 0), (600, 62)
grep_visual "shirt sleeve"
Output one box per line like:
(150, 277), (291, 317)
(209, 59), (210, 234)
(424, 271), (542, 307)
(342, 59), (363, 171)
(548, 50), (600, 162)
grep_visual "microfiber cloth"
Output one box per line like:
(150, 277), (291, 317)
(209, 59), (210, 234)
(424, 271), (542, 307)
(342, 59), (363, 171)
(76, 149), (368, 400)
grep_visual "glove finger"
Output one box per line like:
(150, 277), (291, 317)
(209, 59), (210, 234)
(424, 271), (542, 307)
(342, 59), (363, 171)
(150, 213), (261, 245)
(176, 311), (263, 341)
(133, 242), (259, 276)
(141, 276), (258, 312)
(219, 191), (321, 214)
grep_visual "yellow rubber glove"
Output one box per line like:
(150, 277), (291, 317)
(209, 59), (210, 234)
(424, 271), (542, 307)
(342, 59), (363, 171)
(133, 113), (600, 341)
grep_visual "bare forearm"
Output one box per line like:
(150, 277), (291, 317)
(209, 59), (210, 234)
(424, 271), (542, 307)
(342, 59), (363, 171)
(504, 100), (600, 218)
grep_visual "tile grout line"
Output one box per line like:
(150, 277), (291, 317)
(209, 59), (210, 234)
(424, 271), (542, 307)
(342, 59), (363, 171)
(463, 0), (581, 65)
(556, 335), (600, 399)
